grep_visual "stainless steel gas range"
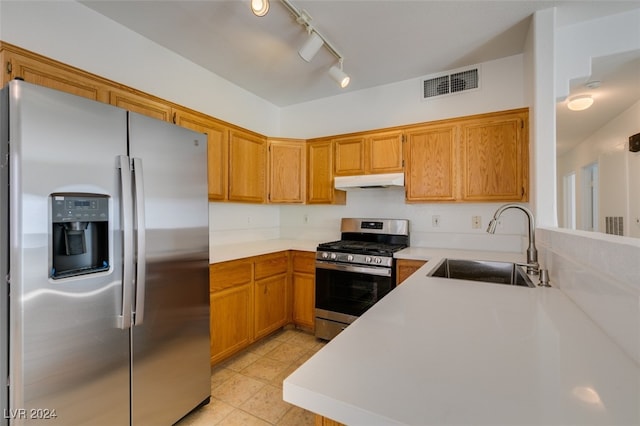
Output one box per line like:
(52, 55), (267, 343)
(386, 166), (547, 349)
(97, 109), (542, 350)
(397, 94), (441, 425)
(315, 218), (410, 340)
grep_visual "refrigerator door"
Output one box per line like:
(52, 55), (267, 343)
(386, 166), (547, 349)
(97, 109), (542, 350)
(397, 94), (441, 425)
(1, 85), (9, 426)
(128, 112), (210, 425)
(6, 81), (131, 424)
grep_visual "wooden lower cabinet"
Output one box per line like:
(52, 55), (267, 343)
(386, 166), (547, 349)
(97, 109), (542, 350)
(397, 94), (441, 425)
(396, 259), (428, 285)
(254, 253), (289, 340)
(209, 283), (253, 365)
(210, 251), (306, 365)
(292, 251), (316, 331)
(315, 415), (345, 426)
(209, 259), (253, 365)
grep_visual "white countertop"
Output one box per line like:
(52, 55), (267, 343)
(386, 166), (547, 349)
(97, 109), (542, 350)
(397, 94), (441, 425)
(283, 255), (640, 425)
(210, 239), (318, 263)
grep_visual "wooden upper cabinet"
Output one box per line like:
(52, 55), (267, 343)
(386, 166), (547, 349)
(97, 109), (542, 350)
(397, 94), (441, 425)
(368, 130), (404, 174)
(174, 109), (229, 200)
(334, 131), (403, 176)
(268, 139), (305, 203)
(404, 124), (458, 202)
(460, 110), (528, 201)
(228, 129), (267, 203)
(2, 45), (109, 102)
(334, 136), (366, 176)
(108, 88), (173, 122)
(307, 139), (346, 204)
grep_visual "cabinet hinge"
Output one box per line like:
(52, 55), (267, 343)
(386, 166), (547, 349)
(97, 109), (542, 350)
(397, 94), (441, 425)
(6, 61), (12, 74)
(402, 135), (406, 143)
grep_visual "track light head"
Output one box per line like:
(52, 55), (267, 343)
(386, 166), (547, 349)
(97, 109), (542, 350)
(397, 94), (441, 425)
(251, 0), (269, 17)
(299, 31), (324, 62)
(329, 63), (350, 88)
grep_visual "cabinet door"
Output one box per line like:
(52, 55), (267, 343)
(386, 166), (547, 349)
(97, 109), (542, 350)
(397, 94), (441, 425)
(368, 131), (404, 174)
(334, 137), (365, 176)
(396, 259), (427, 285)
(292, 251), (316, 330)
(268, 139), (305, 203)
(3, 48), (109, 102)
(229, 130), (267, 203)
(461, 111), (528, 201)
(174, 110), (229, 200)
(109, 88), (173, 122)
(405, 124), (458, 201)
(307, 140), (346, 204)
(254, 274), (288, 340)
(292, 272), (315, 330)
(210, 283), (253, 365)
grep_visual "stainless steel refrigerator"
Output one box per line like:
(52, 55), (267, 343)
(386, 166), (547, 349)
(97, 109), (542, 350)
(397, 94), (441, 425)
(1, 80), (211, 425)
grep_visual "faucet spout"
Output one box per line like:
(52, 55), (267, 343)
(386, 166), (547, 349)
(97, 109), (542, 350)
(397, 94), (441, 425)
(487, 204), (539, 275)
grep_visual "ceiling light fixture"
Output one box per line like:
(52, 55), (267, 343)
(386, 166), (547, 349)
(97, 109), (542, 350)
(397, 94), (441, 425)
(329, 61), (350, 88)
(251, 0), (269, 17)
(279, 0), (351, 88)
(298, 31), (324, 62)
(567, 95), (594, 111)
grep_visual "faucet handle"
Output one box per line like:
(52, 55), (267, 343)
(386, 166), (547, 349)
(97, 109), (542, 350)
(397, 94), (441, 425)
(538, 269), (551, 287)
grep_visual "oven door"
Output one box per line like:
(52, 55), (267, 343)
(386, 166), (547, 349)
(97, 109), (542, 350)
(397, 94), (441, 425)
(315, 260), (394, 338)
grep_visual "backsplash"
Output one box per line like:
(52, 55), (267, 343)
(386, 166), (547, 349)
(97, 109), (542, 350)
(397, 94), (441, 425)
(209, 188), (532, 253)
(537, 227), (640, 365)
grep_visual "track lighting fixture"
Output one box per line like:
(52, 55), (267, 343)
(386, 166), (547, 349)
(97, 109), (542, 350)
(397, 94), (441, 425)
(298, 31), (324, 62)
(329, 61), (350, 88)
(280, 0), (351, 88)
(251, 0), (269, 17)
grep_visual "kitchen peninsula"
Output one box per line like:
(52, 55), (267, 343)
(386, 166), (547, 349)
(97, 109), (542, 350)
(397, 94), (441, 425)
(283, 253), (640, 425)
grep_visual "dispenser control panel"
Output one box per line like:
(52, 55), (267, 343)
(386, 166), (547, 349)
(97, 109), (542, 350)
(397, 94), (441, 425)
(52, 195), (109, 223)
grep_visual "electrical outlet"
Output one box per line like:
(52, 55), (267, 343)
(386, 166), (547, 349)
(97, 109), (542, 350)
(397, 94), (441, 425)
(432, 215), (441, 227)
(472, 216), (482, 229)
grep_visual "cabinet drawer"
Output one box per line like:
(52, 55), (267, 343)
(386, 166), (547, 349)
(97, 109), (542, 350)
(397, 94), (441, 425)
(254, 252), (289, 280)
(210, 260), (252, 292)
(292, 251), (316, 273)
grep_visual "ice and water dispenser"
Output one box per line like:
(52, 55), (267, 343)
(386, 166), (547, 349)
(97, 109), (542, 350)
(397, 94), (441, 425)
(50, 194), (110, 279)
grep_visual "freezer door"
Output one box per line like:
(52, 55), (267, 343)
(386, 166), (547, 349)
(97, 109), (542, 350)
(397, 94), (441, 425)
(6, 81), (130, 425)
(128, 112), (210, 425)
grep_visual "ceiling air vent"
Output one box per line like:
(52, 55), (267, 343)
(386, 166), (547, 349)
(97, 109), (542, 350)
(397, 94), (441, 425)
(422, 66), (480, 100)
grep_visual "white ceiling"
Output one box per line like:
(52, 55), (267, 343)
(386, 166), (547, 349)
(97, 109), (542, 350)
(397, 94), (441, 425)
(80, 0), (640, 150)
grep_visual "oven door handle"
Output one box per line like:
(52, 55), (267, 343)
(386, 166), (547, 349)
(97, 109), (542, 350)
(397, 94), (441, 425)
(315, 260), (392, 277)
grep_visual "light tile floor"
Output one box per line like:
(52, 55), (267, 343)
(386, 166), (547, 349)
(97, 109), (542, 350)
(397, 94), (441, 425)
(177, 327), (326, 426)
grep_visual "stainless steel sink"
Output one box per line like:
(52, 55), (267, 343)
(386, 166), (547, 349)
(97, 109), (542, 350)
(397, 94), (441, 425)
(428, 258), (536, 288)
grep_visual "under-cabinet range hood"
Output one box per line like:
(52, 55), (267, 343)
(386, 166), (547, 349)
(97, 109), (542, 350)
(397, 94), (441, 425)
(334, 173), (404, 190)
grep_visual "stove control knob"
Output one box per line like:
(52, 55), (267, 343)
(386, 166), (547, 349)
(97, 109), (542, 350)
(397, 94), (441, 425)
(347, 255), (354, 262)
(365, 256), (372, 263)
(375, 258), (382, 264)
(321, 252), (329, 259)
(330, 253), (337, 260)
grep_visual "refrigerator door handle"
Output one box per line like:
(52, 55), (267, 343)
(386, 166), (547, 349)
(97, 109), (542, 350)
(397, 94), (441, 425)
(118, 155), (133, 329)
(132, 157), (146, 326)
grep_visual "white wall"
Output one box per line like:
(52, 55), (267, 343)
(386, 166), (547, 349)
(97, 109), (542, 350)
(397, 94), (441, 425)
(280, 54), (525, 138)
(0, 1), (281, 136)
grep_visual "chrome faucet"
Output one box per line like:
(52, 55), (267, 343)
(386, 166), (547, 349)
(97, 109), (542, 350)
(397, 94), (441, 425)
(487, 204), (539, 275)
